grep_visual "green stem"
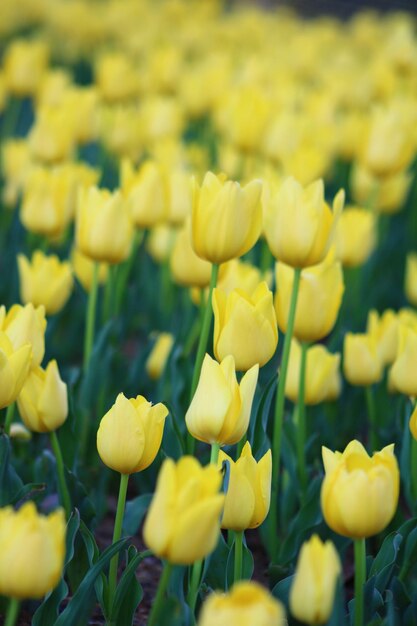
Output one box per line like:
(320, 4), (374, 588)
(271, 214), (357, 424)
(4, 598), (20, 626)
(296, 342), (308, 504)
(210, 442), (220, 465)
(234, 530), (244, 583)
(103, 265), (117, 324)
(187, 559), (203, 615)
(147, 562), (173, 626)
(50, 431), (72, 519)
(411, 438), (417, 504)
(83, 261), (99, 371)
(108, 473), (129, 613)
(1, 97), (22, 139)
(354, 538), (366, 626)
(115, 229), (143, 315)
(365, 386), (378, 451)
(4, 402), (15, 436)
(269, 266), (301, 557)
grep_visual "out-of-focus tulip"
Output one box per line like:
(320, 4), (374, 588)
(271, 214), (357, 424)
(213, 282), (278, 371)
(143, 456), (224, 565)
(218, 442), (271, 531)
(95, 52), (139, 103)
(285, 339), (341, 405)
(29, 104), (76, 164)
(409, 405), (417, 441)
(405, 253), (417, 307)
(167, 168), (193, 225)
(97, 393), (168, 474)
(0, 303), (46, 367)
(170, 218), (212, 287)
(62, 86), (99, 145)
(367, 309), (399, 366)
(334, 207), (376, 267)
(2, 139), (32, 208)
(147, 225), (176, 264)
(0, 332), (31, 409)
(0, 502), (65, 599)
(99, 104), (142, 161)
(343, 333), (382, 386)
(76, 186), (133, 264)
(18, 251), (73, 315)
(121, 159), (167, 228)
(275, 256), (344, 342)
(198, 581), (286, 626)
(390, 325), (417, 396)
(3, 39), (49, 97)
(264, 177), (344, 268)
(36, 68), (71, 107)
(71, 247), (108, 292)
(17, 360), (68, 433)
(290, 535), (341, 625)
(9, 423), (31, 441)
(192, 172), (262, 264)
(217, 259), (267, 296)
(351, 163), (412, 214)
(146, 333), (174, 380)
(186, 354), (258, 446)
(321, 440), (399, 538)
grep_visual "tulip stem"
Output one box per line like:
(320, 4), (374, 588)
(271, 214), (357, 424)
(108, 473), (129, 614)
(115, 229), (144, 315)
(4, 402), (15, 436)
(270, 266), (301, 557)
(83, 261), (99, 371)
(296, 342), (308, 504)
(4, 598), (20, 626)
(234, 530), (244, 583)
(187, 559), (203, 615)
(147, 561), (173, 626)
(365, 385), (378, 451)
(103, 265), (117, 323)
(354, 538), (366, 626)
(210, 442), (220, 465)
(50, 431), (72, 519)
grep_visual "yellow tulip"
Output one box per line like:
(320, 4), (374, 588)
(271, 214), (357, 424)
(76, 186), (133, 264)
(3, 39), (48, 97)
(351, 163), (412, 214)
(321, 440), (399, 538)
(389, 325), (417, 396)
(409, 405), (417, 441)
(186, 354), (258, 446)
(343, 333), (382, 386)
(217, 259), (267, 296)
(121, 159), (168, 228)
(167, 168), (193, 225)
(17, 360), (68, 433)
(290, 535), (341, 625)
(170, 218), (212, 288)
(405, 253), (417, 307)
(9, 423), (31, 441)
(95, 52), (139, 103)
(218, 442), (271, 531)
(61, 86), (99, 145)
(275, 256), (344, 343)
(146, 333), (174, 380)
(213, 282), (278, 371)
(264, 177), (344, 268)
(97, 393), (168, 474)
(0, 303), (46, 367)
(29, 104), (76, 164)
(71, 247), (108, 293)
(36, 68), (72, 107)
(0, 332), (31, 409)
(99, 104), (142, 162)
(285, 339), (341, 405)
(198, 581), (286, 626)
(143, 456), (224, 565)
(0, 502), (65, 599)
(18, 251), (73, 316)
(1, 139), (32, 208)
(192, 172), (262, 264)
(367, 309), (399, 366)
(147, 225), (176, 264)
(334, 207), (376, 268)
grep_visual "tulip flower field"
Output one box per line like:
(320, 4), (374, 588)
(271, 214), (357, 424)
(1, 0), (417, 624)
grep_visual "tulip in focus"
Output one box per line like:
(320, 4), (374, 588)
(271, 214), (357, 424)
(0, 331), (31, 409)
(343, 332), (383, 386)
(334, 207), (376, 268)
(18, 251), (73, 315)
(146, 333), (174, 380)
(0, 303), (46, 367)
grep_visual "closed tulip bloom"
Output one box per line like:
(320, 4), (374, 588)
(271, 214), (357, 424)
(0, 303), (46, 367)
(192, 172), (262, 264)
(213, 282), (278, 371)
(146, 333), (174, 380)
(367, 309), (399, 366)
(264, 177), (344, 268)
(29, 104), (76, 164)
(218, 442), (271, 531)
(405, 253), (417, 307)
(95, 52), (139, 103)
(167, 168), (193, 225)
(18, 251), (73, 315)
(285, 339), (341, 405)
(71, 247), (108, 292)
(0, 332), (31, 409)
(76, 186), (133, 264)
(290, 535), (341, 625)
(334, 207), (376, 268)
(143, 456), (225, 565)
(344, 333), (382, 386)
(121, 159), (167, 228)
(3, 39), (48, 97)
(275, 256), (344, 343)
(170, 218), (212, 288)
(17, 360), (68, 433)
(186, 354), (258, 446)
(351, 163), (412, 214)
(390, 325), (417, 396)
(147, 225), (176, 264)
(0, 502), (65, 599)
(198, 581), (286, 626)
(2, 139), (32, 208)
(217, 259), (267, 296)
(321, 440), (399, 538)
(409, 405), (417, 441)
(97, 393), (168, 474)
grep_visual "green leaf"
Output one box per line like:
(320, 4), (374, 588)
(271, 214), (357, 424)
(0, 433), (24, 505)
(111, 546), (148, 626)
(250, 373), (276, 455)
(123, 493), (152, 535)
(225, 535), (254, 589)
(271, 574), (294, 606)
(369, 531), (403, 592)
(203, 533), (230, 590)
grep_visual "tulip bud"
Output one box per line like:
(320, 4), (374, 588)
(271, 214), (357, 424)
(275, 255), (344, 343)
(334, 207), (376, 268)
(264, 177), (344, 268)
(321, 440), (399, 538)
(9, 423), (32, 441)
(143, 456), (225, 565)
(366, 309), (399, 366)
(389, 325), (417, 396)
(198, 581), (286, 626)
(17, 360), (67, 433)
(192, 172), (262, 264)
(18, 251), (73, 316)
(146, 333), (174, 380)
(97, 393), (168, 474)
(218, 442), (271, 531)
(0, 303), (46, 367)
(405, 253), (417, 307)
(3, 39), (49, 97)
(285, 339), (341, 405)
(290, 535), (341, 625)
(186, 354), (258, 446)
(76, 186), (133, 264)
(71, 247), (108, 293)
(213, 283), (278, 371)
(343, 333), (382, 386)
(170, 218), (212, 288)
(121, 159), (168, 228)
(0, 332), (31, 409)
(0, 502), (65, 599)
